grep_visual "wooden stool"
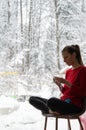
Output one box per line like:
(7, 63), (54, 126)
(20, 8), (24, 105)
(43, 98), (86, 130)
(43, 113), (84, 130)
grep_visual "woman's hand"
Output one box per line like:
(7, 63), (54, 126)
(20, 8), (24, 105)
(53, 77), (61, 86)
(53, 77), (63, 91)
(53, 76), (72, 88)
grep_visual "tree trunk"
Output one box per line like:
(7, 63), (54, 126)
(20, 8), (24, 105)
(54, 0), (60, 69)
(7, 0), (11, 24)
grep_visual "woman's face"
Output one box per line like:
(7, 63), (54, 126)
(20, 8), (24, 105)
(62, 51), (76, 66)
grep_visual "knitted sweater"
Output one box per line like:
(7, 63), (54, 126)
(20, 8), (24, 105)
(61, 66), (86, 108)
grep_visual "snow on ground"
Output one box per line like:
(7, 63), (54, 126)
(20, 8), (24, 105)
(0, 95), (82, 130)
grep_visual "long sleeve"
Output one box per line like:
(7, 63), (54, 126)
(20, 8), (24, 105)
(69, 67), (86, 97)
(60, 66), (86, 108)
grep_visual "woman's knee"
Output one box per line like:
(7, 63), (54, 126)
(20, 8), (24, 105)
(47, 97), (60, 107)
(48, 97), (57, 102)
(47, 97), (56, 106)
(29, 96), (35, 104)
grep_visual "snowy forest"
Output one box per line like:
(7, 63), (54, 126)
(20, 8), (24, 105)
(0, 0), (86, 130)
(0, 0), (86, 97)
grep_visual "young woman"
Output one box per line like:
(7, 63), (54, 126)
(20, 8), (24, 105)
(29, 44), (86, 115)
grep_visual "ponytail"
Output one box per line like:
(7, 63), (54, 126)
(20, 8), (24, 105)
(72, 45), (83, 65)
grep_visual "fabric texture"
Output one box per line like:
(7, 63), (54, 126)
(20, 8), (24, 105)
(61, 66), (86, 108)
(29, 96), (82, 115)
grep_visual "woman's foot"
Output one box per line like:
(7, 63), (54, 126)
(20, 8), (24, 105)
(41, 110), (49, 115)
(49, 109), (60, 116)
(42, 110), (60, 116)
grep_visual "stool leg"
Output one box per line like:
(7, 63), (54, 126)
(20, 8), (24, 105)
(78, 117), (84, 130)
(55, 118), (58, 130)
(44, 117), (48, 130)
(67, 118), (71, 130)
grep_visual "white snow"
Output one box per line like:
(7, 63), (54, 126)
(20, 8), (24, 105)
(0, 95), (83, 130)
(0, 0), (86, 130)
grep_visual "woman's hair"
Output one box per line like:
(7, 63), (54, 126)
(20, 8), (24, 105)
(62, 44), (84, 65)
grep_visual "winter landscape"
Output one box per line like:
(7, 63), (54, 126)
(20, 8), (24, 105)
(0, 0), (86, 130)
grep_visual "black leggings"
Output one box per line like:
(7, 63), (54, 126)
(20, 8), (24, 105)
(29, 96), (82, 115)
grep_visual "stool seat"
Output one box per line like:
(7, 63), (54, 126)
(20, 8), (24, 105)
(43, 98), (86, 130)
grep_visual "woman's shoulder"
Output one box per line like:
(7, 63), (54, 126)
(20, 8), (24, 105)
(77, 66), (86, 79)
(79, 66), (86, 70)
(66, 65), (86, 73)
(78, 66), (86, 74)
(65, 67), (72, 74)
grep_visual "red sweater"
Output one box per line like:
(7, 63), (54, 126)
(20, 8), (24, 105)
(61, 66), (86, 108)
